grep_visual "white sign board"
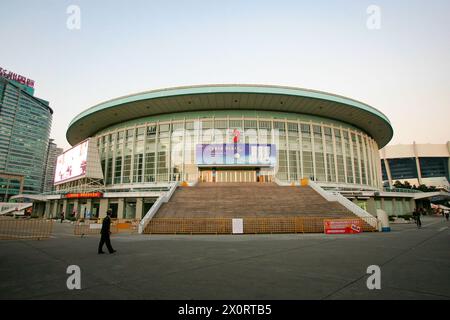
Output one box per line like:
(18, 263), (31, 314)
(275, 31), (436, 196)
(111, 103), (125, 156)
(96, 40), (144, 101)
(232, 219), (243, 234)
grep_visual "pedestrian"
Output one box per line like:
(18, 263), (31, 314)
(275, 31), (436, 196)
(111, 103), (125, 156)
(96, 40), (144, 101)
(446, 211), (449, 222)
(415, 208), (422, 228)
(98, 209), (116, 254)
(60, 211), (65, 223)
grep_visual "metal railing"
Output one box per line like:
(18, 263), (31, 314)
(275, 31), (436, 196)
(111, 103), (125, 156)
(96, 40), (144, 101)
(0, 218), (53, 240)
(143, 217), (378, 234)
(138, 182), (179, 234)
(383, 187), (422, 193)
(73, 218), (140, 236)
(0, 202), (33, 216)
(74, 220), (118, 236)
(307, 180), (378, 229)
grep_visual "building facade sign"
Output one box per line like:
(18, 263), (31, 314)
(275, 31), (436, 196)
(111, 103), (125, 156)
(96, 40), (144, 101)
(64, 192), (103, 199)
(0, 67), (35, 88)
(196, 144), (276, 166)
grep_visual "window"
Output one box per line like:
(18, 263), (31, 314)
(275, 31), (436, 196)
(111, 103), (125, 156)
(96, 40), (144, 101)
(300, 123), (310, 133)
(259, 120), (271, 130)
(287, 122), (298, 132)
(147, 125), (157, 137)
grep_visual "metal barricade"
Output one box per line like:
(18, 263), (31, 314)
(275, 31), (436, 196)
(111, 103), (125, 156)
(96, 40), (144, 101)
(0, 218), (53, 240)
(144, 216), (378, 234)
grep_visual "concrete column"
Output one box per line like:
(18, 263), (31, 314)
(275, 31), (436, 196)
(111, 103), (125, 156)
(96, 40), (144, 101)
(51, 200), (59, 218)
(367, 197), (376, 216)
(99, 198), (109, 218)
(73, 200), (79, 218)
(62, 199), (68, 216)
(392, 198), (397, 216)
(86, 199), (92, 219)
(447, 142), (450, 182)
(118, 198), (125, 219)
(44, 201), (51, 218)
(410, 198), (415, 214)
(413, 141), (423, 185)
(136, 198), (143, 220)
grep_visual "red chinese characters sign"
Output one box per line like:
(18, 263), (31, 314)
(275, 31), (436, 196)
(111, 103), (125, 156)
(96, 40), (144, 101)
(323, 219), (361, 234)
(0, 67), (35, 88)
(65, 192), (103, 199)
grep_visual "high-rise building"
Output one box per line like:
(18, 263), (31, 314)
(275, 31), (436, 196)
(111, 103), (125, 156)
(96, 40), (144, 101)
(0, 69), (53, 201)
(42, 139), (63, 193)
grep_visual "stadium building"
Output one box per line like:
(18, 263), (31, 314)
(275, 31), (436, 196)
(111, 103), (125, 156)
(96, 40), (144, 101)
(15, 84), (445, 233)
(380, 142), (450, 190)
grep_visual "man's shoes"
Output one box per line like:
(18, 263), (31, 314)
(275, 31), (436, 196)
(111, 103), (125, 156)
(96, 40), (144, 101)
(110, 250), (117, 254)
(98, 251), (105, 254)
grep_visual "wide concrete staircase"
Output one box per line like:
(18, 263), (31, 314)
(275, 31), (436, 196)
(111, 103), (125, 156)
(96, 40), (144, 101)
(155, 183), (355, 219)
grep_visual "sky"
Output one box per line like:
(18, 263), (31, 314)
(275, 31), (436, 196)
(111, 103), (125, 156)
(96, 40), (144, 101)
(1, 0), (449, 150)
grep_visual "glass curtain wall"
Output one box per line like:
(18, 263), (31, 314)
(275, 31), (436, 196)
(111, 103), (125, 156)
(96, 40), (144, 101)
(96, 114), (381, 189)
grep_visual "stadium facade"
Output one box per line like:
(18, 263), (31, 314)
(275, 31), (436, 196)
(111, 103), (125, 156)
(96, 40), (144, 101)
(380, 142), (450, 190)
(19, 84), (434, 221)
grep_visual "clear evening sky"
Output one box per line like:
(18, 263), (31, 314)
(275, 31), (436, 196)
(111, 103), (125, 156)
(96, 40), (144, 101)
(1, 0), (449, 150)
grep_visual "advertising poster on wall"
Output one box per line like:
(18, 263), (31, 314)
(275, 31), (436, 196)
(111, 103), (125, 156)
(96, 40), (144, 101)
(323, 219), (362, 234)
(196, 144), (276, 166)
(54, 140), (89, 184)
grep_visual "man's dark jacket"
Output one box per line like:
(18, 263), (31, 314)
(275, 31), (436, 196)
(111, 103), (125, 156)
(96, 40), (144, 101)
(101, 216), (111, 235)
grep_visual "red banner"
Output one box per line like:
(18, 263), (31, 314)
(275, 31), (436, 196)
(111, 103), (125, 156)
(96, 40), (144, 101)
(65, 192), (103, 199)
(324, 219), (361, 234)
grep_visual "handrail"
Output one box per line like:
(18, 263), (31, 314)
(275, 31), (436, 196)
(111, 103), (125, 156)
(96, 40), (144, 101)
(306, 180), (378, 229)
(0, 202), (33, 216)
(273, 177), (292, 186)
(138, 182), (179, 234)
(383, 187), (422, 193)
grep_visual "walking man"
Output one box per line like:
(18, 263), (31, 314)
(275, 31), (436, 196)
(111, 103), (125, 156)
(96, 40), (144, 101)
(415, 208), (422, 228)
(60, 211), (65, 223)
(98, 209), (116, 254)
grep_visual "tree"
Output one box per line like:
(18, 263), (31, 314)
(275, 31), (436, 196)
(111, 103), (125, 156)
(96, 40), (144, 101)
(393, 180), (403, 188)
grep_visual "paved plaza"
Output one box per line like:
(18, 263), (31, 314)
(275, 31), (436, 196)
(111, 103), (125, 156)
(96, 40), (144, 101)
(0, 216), (449, 300)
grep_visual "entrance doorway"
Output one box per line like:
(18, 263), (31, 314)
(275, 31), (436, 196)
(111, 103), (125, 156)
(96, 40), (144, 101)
(199, 168), (267, 183)
(108, 203), (118, 218)
(216, 170), (256, 182)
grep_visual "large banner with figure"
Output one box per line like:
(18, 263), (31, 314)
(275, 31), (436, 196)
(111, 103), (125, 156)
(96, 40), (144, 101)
(54, 138), (104, 185)
(54, 140), (89, 184)
(196, 144), (276, 166)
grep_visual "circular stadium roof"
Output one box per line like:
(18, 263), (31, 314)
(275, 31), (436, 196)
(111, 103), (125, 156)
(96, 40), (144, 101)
(67, 84), (393, 148)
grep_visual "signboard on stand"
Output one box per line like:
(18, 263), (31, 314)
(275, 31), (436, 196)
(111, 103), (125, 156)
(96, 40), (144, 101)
(232, 218), (244, 234)
(323, 219), (362, 234)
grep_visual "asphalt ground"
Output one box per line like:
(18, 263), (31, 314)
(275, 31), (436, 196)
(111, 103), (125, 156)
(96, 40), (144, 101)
(0, 216), (449, 300)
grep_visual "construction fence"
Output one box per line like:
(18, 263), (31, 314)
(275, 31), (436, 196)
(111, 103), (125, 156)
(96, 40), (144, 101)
(144, 216), (378, 234)
(73, 219), (140, 236)
(0, 218), (53, 240)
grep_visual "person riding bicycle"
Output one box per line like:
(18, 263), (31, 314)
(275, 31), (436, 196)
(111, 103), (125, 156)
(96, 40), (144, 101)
(413, 208), (422, 228)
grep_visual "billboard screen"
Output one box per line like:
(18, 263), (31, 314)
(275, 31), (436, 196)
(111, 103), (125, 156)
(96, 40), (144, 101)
(196, 144), (276, 166)
(54, 140), (89, 184)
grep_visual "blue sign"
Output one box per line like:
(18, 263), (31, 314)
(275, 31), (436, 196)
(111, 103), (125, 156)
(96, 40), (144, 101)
(196, 144), (276, 166)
